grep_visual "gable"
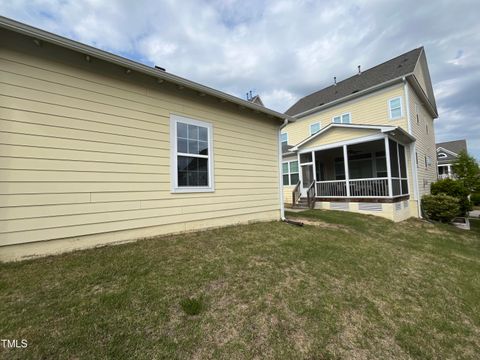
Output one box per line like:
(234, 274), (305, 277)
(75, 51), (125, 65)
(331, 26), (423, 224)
(413, 50), (437, 113)
(298, 127), (379, 149)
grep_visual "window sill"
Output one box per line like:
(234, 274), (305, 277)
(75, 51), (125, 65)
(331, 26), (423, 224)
(171, 187), (215, 194)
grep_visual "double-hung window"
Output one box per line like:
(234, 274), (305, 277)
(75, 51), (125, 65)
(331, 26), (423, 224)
(332, 113), (351, 124)
(389, 97), (402, 119)
(310, 122), (321, 135)
(282, 161), (299, 185)
(171, 115), (213, 192)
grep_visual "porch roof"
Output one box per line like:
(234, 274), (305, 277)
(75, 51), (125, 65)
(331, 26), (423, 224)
(291, 123), (415, 151)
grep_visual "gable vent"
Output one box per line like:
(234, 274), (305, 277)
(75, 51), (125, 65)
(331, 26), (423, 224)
(358, 203), (383, 212)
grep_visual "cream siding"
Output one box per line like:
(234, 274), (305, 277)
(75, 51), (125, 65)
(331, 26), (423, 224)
(0, 29), (281, 257)
(283, 84), (408, 146)
(300, 127), (379, 149)
(407, 83), (437, 197)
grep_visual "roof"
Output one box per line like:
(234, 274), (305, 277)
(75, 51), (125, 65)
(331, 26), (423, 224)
(291, 123), (415, 151)
(0, 16), (293, 124)
(285, 47), (423, 116)
(249, 95), (264, 107)
(436, 140), (467, 155)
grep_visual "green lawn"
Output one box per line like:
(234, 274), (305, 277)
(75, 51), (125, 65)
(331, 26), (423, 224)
(1, 210), (480, 359)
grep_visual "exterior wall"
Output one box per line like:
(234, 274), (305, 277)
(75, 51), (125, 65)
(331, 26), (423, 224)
(282, 83), (407, 146)
(314, 199), (412, 222)
(283, 186), (295, 206)
(407, 84), (437, 197)
(302, 128), (378, 149)
(0, 29), (281, 260)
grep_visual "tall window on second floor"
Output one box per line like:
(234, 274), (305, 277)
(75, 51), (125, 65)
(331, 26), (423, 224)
(389, 97), (403, 119)
(281, 132), (288, 152)
(310, 122), (321, 135)
(332, 113), (351, 124)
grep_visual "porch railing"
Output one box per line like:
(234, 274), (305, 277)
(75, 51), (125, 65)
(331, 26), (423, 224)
(315, 177), (405, 198)
(292, 181), (301, 207)
(306, 181), (316, 209)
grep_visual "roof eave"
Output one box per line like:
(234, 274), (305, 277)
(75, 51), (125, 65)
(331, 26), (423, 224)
(0, 16), (294, 123)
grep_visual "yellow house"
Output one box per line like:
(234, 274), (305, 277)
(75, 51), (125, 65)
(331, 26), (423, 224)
(0, 17), (293, 261)
(282, 47), (438, 221)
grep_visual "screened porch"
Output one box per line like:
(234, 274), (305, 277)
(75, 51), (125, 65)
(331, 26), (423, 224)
(298, 138), (409, 199)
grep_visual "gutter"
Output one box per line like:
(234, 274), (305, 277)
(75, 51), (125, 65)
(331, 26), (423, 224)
(0, 16), (293, 123)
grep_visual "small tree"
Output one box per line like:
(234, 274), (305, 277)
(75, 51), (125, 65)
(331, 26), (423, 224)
(452, 151), (480, 193)
(422, 194), (460, 222)
(431, 178), (472, 215)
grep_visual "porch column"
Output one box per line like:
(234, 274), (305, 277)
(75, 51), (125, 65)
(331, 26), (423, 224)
(343, 145), (350, 197)
(384, 137), (393, 197)
(447, 165), (452, 178)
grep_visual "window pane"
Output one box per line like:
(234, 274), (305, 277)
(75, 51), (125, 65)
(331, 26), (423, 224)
(282, 163), (289, 174)
(376, 157), (387, 177)
(390, 98), (401, 108)
(177, 138), (188, 153)
(333, 116), (341, 123)
(283, 174), (290, 185)
(198, 141), (209, 155)
(392, 179), (401, 196)
(342, 114), (350, 123)
(401, 180), (408, 194)
(188, 124), (199, 140)
(177, 156), (209, 187)
(391, 108), (401, 118)
(177, 122), (188, 138)
(188, 140), (199, 154)
(281, 133), (288, 142)
(290, 173), (299, 184)
(290, 161), (299, 173)
(199, 127), (208, 141)
(310, 123), (320, 134)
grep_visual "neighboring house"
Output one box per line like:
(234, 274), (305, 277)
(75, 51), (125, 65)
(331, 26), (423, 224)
(0, 17), (292, 261)
(247, 92), (264, 107)
(436, 140), (467, 179)
(282, 47), (438, 221)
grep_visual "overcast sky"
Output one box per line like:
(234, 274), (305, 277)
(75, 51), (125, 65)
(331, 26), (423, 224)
(1, 0), (479, 158)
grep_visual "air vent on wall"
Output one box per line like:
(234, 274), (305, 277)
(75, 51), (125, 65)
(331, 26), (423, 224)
(330, 202), (349, 211)
(358, 203), (382, 212)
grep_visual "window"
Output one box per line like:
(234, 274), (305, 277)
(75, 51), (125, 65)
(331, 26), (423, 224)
(310, 122), (321, 135)
(332, 113), (351, 124)
(280, 132), (288, 151)
(389, 97), (402, 119)
(171, 115), (213, 192)
(438, 152), (447, 159)
(282, 161), (299, 185)
(424, 155), (428, 169)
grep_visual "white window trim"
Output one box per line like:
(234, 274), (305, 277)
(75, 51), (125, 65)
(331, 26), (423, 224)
(438, 152), (447, 159)
(282, 160), (299, 186)
(332, 112), (351, 124)
(170, 114), (215, 193)
(281, 132), (288, 144)
(388, 96), (403, 120)
(309, 122), (321, 135)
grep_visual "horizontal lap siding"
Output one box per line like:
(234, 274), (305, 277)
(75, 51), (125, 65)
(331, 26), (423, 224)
(284, 84), (407, 146)
(0, 31), (280, 247)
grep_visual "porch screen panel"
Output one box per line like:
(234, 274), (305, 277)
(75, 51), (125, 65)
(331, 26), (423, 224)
(389, 139), (400, 196)
(398, 144), (408, 195)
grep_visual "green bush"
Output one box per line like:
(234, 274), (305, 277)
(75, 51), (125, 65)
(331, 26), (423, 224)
(421, 194), (460, 222)
(431, 178), (472, 215)
(471, 193), (480, 206)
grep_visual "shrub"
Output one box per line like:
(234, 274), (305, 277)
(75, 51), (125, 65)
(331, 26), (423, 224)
(421, 194), (460, 222)
(471, 193), (480, 206)
(431, 178), (472, 215)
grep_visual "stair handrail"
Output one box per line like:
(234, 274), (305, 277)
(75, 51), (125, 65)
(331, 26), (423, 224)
(292, 180), (301, 207)
(306, 181), (316, 209)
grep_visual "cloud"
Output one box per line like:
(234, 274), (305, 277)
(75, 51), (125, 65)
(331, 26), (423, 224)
(1, 0), (479, 158)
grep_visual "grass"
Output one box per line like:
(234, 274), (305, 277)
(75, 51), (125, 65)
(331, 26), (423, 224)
(1, 210), (480, 359)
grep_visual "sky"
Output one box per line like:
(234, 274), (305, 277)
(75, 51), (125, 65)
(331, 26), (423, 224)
(1, 0), (479, 159)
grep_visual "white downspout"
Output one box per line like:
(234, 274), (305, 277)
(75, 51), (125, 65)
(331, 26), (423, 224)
(278, 119), (289, 220)
(403, 77), (421, 217)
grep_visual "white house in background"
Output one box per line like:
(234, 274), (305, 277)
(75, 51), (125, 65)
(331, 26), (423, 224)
(436, 139), (468, 179)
